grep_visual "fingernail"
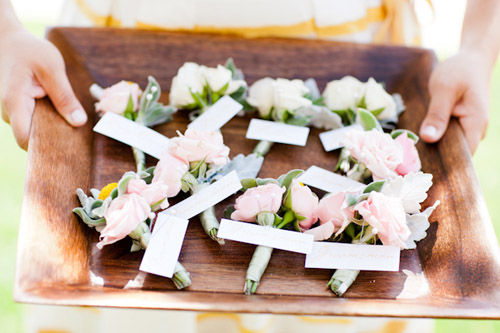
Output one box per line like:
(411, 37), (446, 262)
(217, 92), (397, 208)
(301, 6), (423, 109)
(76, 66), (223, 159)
(421, 125), (437, 138)
(70, 109), (87, 125)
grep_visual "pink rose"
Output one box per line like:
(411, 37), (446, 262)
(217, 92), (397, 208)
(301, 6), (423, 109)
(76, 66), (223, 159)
(95, 81), (141, 114)
(354, 192), (410, 249)
(98, 193), (151, 249)
(169, 129), (230, 166)
(152, 151), (189, 197)
(304, 222), (336, 241)
(127, 178), (169, 209)
(314, 192), (354, 228)
(395, 134), (421, 176)
(231, 183), (285, 222)
(287, 179), (318, 230)
(341, 129), (403, 180)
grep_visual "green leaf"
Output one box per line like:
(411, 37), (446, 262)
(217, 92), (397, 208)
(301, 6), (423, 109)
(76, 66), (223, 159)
(363, 180), (386, 194)
(391, 129), (419, 143)
(294, 213), (306, 221)
(346, 194), (359, 207)
(256, 178), (279, 186)
(370, 107), (385, 117)
(357, 108), (382, 131)
(190, 89), (208, 109)
(285, 115), (311, 127)
(240, 178), (257, 190)
(273, 214), (283, 226)
(224, 57), (244, 80)
(110, 188), (118, 200)
(139, 166), (156, 184)
(229, 85), (246, 102)
(117, 172), (137, 196)
(223, 205), (236, 219)
(344, 223), (357, 239)
(73, 207), (106, 227)
(277, 169), (304, 189)
(358, 95), (367, 109)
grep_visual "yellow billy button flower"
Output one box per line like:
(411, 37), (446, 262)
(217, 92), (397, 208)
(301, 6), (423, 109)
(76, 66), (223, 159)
(98, 183), (118, 200)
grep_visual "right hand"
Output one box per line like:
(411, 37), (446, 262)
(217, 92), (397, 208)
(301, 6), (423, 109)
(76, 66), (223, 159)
(0, 27), (87, 150)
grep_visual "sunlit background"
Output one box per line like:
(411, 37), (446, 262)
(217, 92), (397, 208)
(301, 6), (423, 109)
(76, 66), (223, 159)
(1, 0), (499, 332)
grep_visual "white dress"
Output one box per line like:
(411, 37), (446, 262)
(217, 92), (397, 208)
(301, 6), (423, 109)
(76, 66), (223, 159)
(24, 0), (434, 332)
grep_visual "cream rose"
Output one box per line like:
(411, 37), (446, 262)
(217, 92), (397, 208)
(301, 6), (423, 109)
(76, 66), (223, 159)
(322, 76), (365, 111)
(169, 62), (205, 107)
(169, 128), (230, 166)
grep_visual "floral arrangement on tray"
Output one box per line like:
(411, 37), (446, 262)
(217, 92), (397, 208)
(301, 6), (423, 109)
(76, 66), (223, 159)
(72, 59), (439, 296)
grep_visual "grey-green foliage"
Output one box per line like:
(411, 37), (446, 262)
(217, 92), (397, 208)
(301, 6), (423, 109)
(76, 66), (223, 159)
(136, 76), (176, 127)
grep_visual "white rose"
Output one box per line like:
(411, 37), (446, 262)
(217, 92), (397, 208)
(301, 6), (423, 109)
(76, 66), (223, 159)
(203, 65), (232, 92)
(247, 77), (275, 118)
(364, 77), (397, 120)
(169, 62), (205, 107)
(322, 76), (364, 111)
(273, 78), (312, 111)
(226, 79), (247, 95)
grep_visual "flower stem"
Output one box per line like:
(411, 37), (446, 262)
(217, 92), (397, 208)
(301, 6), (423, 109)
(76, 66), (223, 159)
(130, 224), (192, 289)
(327, 269), (360, 297)
(200, 206), (225, 245)
(132, 147), (146, 173)
(244, 245), (273, 295)
(183, 173), (225, 245)
(252, 140), (274, 157)
(171, 262), (192, 289)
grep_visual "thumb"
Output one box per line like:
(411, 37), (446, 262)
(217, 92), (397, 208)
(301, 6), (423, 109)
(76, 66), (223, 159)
(36, 61), (87, 127)
(419, 83), (458, 143)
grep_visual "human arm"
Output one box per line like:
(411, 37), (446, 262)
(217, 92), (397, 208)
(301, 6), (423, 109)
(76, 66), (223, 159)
(0, 0), (87, 150)
(419, 0), (500, 154)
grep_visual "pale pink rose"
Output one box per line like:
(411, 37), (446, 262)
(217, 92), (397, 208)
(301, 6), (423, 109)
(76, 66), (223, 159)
(231, 183), (286, 222)
(169, 128), (230, 166)
(95, 81), (141, 114)
(315, 192), (354, 228)
(395, 134), (421, 176)
(304, 222), (336, 241)
(127, 178), (169, 209)
(98, 193), (151, 249)
(152, 151), (189, 197)
(288, 179), (318, 230)
(341, 129), (403, 180)
(354, 192), (410, 249)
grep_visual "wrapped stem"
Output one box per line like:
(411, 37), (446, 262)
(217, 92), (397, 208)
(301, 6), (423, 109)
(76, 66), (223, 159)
(244, 245), (274, 295)
(130, 222), (192, 289)
(327, 269), (360, 297)
(132, 147), (146, 173)
(183, 172), (224, 245)
(252, 140), (274, 157)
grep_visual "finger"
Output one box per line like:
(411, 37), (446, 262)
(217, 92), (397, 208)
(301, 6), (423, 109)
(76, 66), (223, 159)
(35, 57), (87, 127)
(454, 102), (489, 155)
(1, 106), (10, 124)
(3, 91), (34, 150)
(420, 81), (458, 143)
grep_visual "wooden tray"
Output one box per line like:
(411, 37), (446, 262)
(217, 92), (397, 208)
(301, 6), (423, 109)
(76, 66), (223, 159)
(14, 28), (500, 318)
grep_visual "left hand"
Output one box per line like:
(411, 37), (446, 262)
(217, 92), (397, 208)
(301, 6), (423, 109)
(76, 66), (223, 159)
(419, 49), (491, 154)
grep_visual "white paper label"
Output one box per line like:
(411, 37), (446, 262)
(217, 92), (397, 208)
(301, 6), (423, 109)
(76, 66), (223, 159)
(162, 170), (242, 219)
(217, 219), (314, 254)
(139, 214), (189, 278)
(298, 166), (365, 193)
(319, 124), (363, 152)
(246, 119), (310, 146)
(305, 242), (400, 271)
(93, 112), (169, 159)
(188, 96), (243, 132)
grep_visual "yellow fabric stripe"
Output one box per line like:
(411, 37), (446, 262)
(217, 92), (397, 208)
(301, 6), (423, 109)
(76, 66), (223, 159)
(136, 19), (315, 38)
(38, 330), (71, 333)
(196, 313), (275, 333)
(315, 6), (386, 37)
(378, 320), (408, 333)
(73, 0), (111, 27)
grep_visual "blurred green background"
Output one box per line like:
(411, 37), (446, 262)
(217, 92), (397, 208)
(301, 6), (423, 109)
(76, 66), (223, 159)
(2, 8), (500, 333)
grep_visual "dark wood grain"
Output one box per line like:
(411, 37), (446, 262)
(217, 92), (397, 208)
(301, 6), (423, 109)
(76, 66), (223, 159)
(14, 28), (500, 318)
